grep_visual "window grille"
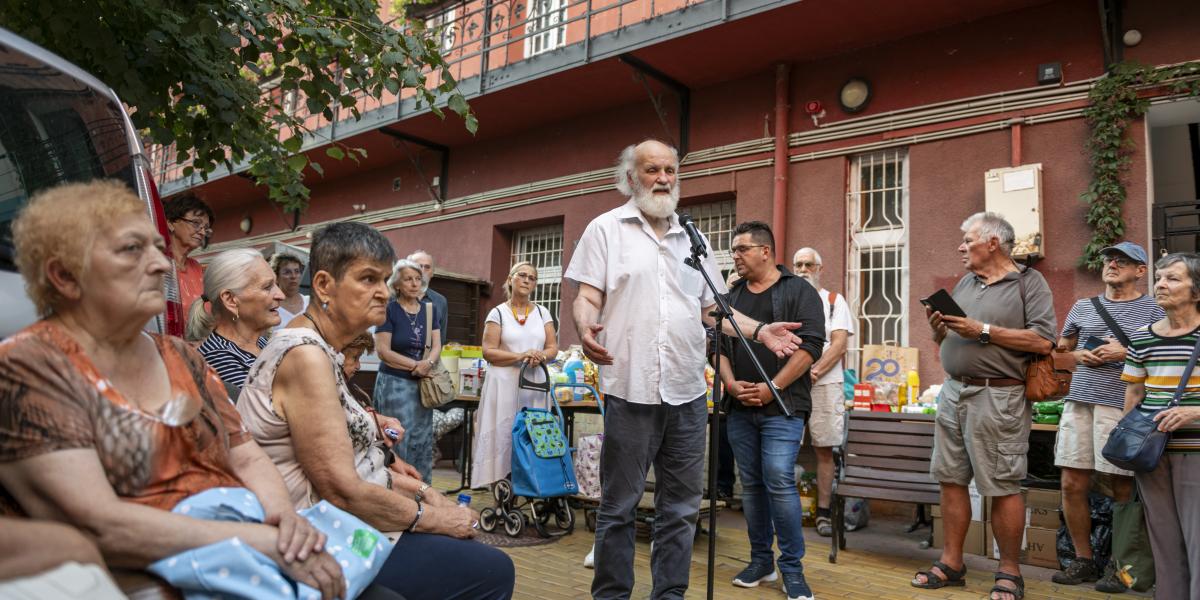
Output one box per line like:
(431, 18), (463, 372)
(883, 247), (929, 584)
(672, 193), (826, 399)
(425, 9), (457, 52)
(524, 0), (567, 57)
(846, 149), (910, 372)
(687, 199), (737, 273)
(511, 224), (564, 321)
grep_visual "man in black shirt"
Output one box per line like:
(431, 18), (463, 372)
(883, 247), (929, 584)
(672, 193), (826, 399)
(717, 221), (825, 600)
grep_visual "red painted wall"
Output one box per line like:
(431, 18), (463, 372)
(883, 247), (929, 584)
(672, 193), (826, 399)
(193, 0), (1195, 385)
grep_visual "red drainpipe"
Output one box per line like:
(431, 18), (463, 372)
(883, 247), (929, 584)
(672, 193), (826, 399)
(773, 63), (791, 245)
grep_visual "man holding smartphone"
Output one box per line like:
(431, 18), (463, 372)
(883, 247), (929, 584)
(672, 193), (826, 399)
(1052, 241), (1163, 592)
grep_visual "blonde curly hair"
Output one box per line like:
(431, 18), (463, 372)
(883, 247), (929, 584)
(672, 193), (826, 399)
(13, 180), (146, 316)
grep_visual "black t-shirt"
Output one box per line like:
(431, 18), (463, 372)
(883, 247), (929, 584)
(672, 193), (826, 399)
(728, 282), (783, 416)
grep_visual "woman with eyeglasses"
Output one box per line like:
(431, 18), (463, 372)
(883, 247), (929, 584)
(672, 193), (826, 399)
(470, 262), (558, 489)
(163, 193), (215, 313)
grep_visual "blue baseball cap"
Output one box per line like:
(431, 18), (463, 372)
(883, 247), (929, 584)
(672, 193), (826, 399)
(1100, 241), (1149, 265)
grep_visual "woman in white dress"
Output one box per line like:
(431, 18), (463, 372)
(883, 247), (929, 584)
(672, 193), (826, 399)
(471, 261), (558, 489)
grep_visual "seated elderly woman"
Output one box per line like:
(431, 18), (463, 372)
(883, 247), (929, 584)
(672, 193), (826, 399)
(238, 222), (515, 600)
(0, 180), (374, 600)
(190, 248), (286, 393)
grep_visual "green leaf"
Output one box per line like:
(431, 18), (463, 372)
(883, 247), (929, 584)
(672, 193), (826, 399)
(287, 154), (308, 172)
(326, 146), (345, 160)
(309, 161), (324, 176)
(283, 136), (303, 153)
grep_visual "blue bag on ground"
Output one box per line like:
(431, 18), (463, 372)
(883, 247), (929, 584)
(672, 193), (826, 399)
(511, 406), (578, 498)
(148, 487), (393, 600)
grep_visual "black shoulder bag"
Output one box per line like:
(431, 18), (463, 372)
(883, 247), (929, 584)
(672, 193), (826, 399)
(1101, 334), (1200, 472)
(1089, 296), (1132, 347)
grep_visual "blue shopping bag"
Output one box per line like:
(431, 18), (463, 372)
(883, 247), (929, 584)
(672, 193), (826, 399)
(511, 406), (579, 498)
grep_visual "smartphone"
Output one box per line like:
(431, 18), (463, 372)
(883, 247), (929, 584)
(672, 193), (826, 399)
(1083, 335), (1107, 351)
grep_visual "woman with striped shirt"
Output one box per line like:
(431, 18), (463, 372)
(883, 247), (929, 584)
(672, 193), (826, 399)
(1121, 252), (1200, 599)
(188, 249), (285, 395)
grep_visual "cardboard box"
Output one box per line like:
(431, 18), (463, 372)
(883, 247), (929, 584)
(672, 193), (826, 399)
(932, 517), (987, 556)
(984, 487), (1061, 529)
(1025, 487), (1061, 509)
(1028, 506), (1061, 529)
(1024, 526), (1060, 569)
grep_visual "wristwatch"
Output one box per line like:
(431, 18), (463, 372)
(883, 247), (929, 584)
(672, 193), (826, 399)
(979, 323), (991, 344)
(415, 482), (430, 503)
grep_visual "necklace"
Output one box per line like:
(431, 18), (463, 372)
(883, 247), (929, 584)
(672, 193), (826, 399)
(401, 301), (421, 330)
(509, 302), (531, 326)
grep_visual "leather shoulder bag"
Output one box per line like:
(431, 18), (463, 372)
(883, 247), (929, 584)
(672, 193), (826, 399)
(1017, 269), (1074, 401)
(418, 301), (455, 409)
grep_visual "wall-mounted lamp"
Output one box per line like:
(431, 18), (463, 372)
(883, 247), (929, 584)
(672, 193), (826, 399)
(239, 215), (253, 234)
(838, 77), (872, 114)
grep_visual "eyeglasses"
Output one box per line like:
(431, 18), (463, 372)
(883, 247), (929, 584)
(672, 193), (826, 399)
(793, 261), (820, 269)
(1104, 256), (1137, 268)
(731, 244), (768, 256)
(177, 217), (212, 235)
(514, 273), (538, 282)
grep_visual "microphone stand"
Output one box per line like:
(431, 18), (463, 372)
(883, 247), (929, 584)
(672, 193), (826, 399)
(683, 236), (788, 600)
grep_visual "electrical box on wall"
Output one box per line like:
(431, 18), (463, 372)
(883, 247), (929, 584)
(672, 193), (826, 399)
(984, 163), (1044, 259)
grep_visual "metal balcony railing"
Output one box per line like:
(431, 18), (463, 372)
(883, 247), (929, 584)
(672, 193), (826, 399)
(151, 0), (749, 188)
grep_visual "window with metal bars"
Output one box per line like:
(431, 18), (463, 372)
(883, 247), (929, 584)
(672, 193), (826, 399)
(425, 9), (457, 52)
(685, 199), (737, 274)
(511, 224), (564, 322)
(846, 149), (910, 372)
(524, 0), (567, 57)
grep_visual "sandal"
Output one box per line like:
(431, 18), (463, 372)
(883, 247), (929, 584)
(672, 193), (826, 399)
(989, 572), (1025, 600)
(910, 560), (966, 589)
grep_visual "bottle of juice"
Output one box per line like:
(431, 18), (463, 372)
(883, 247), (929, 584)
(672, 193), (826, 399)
(798, 473), (817, 527)
(907, 370), (920, 407)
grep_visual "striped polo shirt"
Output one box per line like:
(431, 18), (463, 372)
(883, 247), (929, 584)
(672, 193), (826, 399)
(1062, 294), (1164, 408)
(1121, 324), (1200, 453)
(198, 331), (268, 396)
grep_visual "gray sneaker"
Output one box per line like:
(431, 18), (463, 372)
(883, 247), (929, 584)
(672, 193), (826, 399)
(732, 562), (777, 588)
(1052, 557), (1099, 585)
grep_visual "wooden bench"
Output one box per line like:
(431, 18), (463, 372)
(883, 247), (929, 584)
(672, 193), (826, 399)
(829, 411), (939, 563)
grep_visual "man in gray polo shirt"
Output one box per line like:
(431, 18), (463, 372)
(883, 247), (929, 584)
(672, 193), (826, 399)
(911, 212), (1056, 600)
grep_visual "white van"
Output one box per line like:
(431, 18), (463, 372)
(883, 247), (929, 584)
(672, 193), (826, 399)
(0, 27), (180, 338)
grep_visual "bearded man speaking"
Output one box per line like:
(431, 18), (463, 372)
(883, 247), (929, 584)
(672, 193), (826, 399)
(565, 139), (804, 600)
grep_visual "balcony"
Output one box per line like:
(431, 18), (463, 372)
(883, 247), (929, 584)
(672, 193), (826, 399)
(153, 0), (795, 193)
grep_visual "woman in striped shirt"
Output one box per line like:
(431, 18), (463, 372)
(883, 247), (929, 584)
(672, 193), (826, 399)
(188, 249), (285, 395)
(1120, 252), (1200, 599)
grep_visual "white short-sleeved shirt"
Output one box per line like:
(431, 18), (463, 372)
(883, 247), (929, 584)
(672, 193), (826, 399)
(563, 199), (726, 405)
(815, 287), (855, 385)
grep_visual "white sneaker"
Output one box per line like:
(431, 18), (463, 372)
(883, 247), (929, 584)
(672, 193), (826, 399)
(583, 544), (595, 569)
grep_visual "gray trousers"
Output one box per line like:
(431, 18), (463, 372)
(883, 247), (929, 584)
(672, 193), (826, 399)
(591, 395), (707, 600)
(1136, 453), (1200, 599)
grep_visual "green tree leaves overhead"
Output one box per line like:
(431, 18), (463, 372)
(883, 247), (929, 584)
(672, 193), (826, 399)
(1079, 61), (1199, 271)
(1, 0), (477, 212)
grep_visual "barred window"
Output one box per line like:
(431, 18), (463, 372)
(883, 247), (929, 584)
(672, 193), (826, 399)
(525, 0), (567, 57)
(511, 224), (564, 321)
(687, 199), (737, 273)
(846, 149), (910, 370)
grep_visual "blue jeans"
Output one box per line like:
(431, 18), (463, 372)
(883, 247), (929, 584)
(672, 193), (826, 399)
(374, 372), (433, 484)
(727, 409), (807, 575)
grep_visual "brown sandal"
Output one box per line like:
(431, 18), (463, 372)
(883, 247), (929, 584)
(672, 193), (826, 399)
(989, 572), (1024, 600)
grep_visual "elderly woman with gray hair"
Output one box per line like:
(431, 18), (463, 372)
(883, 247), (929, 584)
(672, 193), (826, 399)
(238, 223), (513, 600)
(1120, 252), (1200, 599)
(188, 248), (285, 393)
(374, 258), (442, 484)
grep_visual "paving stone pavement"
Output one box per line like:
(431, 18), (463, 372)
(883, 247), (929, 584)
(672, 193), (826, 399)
(436, 471), (1133, 600)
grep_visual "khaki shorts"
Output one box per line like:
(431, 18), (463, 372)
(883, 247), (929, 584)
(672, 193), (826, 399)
(1054, 400), (1133, 476)
(930, 378), (1031, 497)
(808, 382), (846, 447)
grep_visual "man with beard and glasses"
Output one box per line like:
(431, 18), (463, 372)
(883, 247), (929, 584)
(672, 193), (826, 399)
(792, 247), (855, 539)
(565, 139), (805, 600)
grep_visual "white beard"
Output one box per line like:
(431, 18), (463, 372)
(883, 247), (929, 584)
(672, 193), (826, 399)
(632, 181), (679, 219)
(799, 273), (821, 290)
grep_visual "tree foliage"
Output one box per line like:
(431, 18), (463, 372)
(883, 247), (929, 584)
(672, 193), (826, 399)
(0, 0), (477, 212)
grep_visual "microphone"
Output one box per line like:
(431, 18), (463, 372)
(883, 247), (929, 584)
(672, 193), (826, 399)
(678, 213), (708, 259)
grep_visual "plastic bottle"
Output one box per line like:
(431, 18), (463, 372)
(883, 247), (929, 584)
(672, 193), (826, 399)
(457, 493), (472, 507)
(798, 473), (817, 527)
(563, 347), (586, 402)
(907, 370), (920, 407)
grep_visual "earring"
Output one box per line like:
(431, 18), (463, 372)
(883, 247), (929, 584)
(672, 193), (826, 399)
(232, 313), (239, 322)
(321, 301), (329, 311)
